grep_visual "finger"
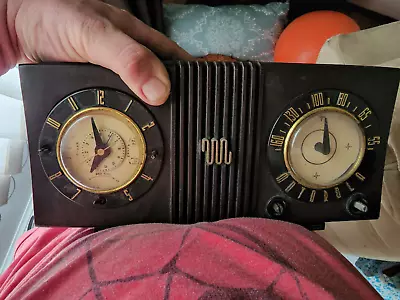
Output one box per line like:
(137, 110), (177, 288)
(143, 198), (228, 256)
(99, 4), (193, 60)
(76, 17), (170, 106)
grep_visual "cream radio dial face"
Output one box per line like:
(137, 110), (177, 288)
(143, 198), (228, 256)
(284, 107), (365, 189)
(268, 90), (380, 203)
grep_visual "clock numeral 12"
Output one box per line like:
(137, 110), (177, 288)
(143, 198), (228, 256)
(97, 90), (105, 105)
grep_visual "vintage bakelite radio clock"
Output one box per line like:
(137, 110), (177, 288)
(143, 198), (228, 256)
(19, 62), (399, 229)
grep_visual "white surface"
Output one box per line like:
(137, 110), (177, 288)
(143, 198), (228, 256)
(0, 138), (25, 175)
(0, 67), (22, 100)
(0, 68), (33, 273)
(0, 156), (32, 273)
(0, 176), (11, 206)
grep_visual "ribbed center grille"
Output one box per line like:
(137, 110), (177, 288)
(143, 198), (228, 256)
(170, 61), (264, 223)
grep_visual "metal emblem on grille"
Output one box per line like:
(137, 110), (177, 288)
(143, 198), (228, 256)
(201, 138), (232, 166)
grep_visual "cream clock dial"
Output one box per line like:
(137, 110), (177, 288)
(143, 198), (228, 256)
(57, 107), (146, 194)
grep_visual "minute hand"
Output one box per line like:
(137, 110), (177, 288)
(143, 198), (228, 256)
(91, 117), (105, 148)
(322, 117), (331, 155)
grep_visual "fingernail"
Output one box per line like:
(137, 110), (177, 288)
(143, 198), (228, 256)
(142, 77), (168, 105)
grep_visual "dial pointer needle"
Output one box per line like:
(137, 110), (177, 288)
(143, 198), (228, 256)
(322, 117), (331, 155)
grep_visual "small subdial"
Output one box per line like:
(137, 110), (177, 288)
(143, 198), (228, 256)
(81, 129), (126, 172)
(126, 137), (142, 167)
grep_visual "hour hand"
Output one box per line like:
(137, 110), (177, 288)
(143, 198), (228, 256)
(90, 148), (111, 173)
(322, 117), (331, 154)
(91, 117), (104, 148)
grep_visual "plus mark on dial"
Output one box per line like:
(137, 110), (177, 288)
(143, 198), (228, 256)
(313, 172), (320, 180)
(345, 143), (352, 150)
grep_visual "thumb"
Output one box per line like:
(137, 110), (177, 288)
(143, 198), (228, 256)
(78, 18), (171, 106)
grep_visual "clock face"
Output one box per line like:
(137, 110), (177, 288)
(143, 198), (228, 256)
(57, 107), (146, 194)
(39, 88), (164, 208)
(268, 90), (380, 203)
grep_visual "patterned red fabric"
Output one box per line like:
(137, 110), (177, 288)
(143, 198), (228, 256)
(0, 218), (380, 299)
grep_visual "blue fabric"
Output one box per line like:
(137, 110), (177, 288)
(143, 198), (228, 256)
(163, 2), (289, 61)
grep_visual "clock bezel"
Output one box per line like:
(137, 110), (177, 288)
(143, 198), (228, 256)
(56, 106), (147, 195)
(38, 88), (164, 208)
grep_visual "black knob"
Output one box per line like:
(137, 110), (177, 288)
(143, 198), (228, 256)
(346, 193), (368, 216)
(265, 197), (286, 218)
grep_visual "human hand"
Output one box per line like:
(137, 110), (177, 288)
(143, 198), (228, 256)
(1, 0), (191, 105)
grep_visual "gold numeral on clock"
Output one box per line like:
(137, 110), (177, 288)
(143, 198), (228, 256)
(336, 92), (349, 107)
(358, 107), (372, 121)
(311, 93), (324, 108)
(276, 172), (289, 184)
(124, 189), (134, 201)
(141, 174), (153, 181)
(71, 188), (82, 200)
(284, 107), (300, 123)
(141, 121), (155, 131)
(49, 171), (62, 181)
(97, 90), (105, 105)
(67, 97), (79, 111)
(46, 117), (61, 130)
(269, 135), (284, 148)
(355, 172), (366, 182)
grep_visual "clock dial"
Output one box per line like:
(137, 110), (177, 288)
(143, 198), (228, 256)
(38, 88), (164, 207)
(268, 90), (380, 203)
(284, 107), (365, 189)
(57, 107), (146, 194)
